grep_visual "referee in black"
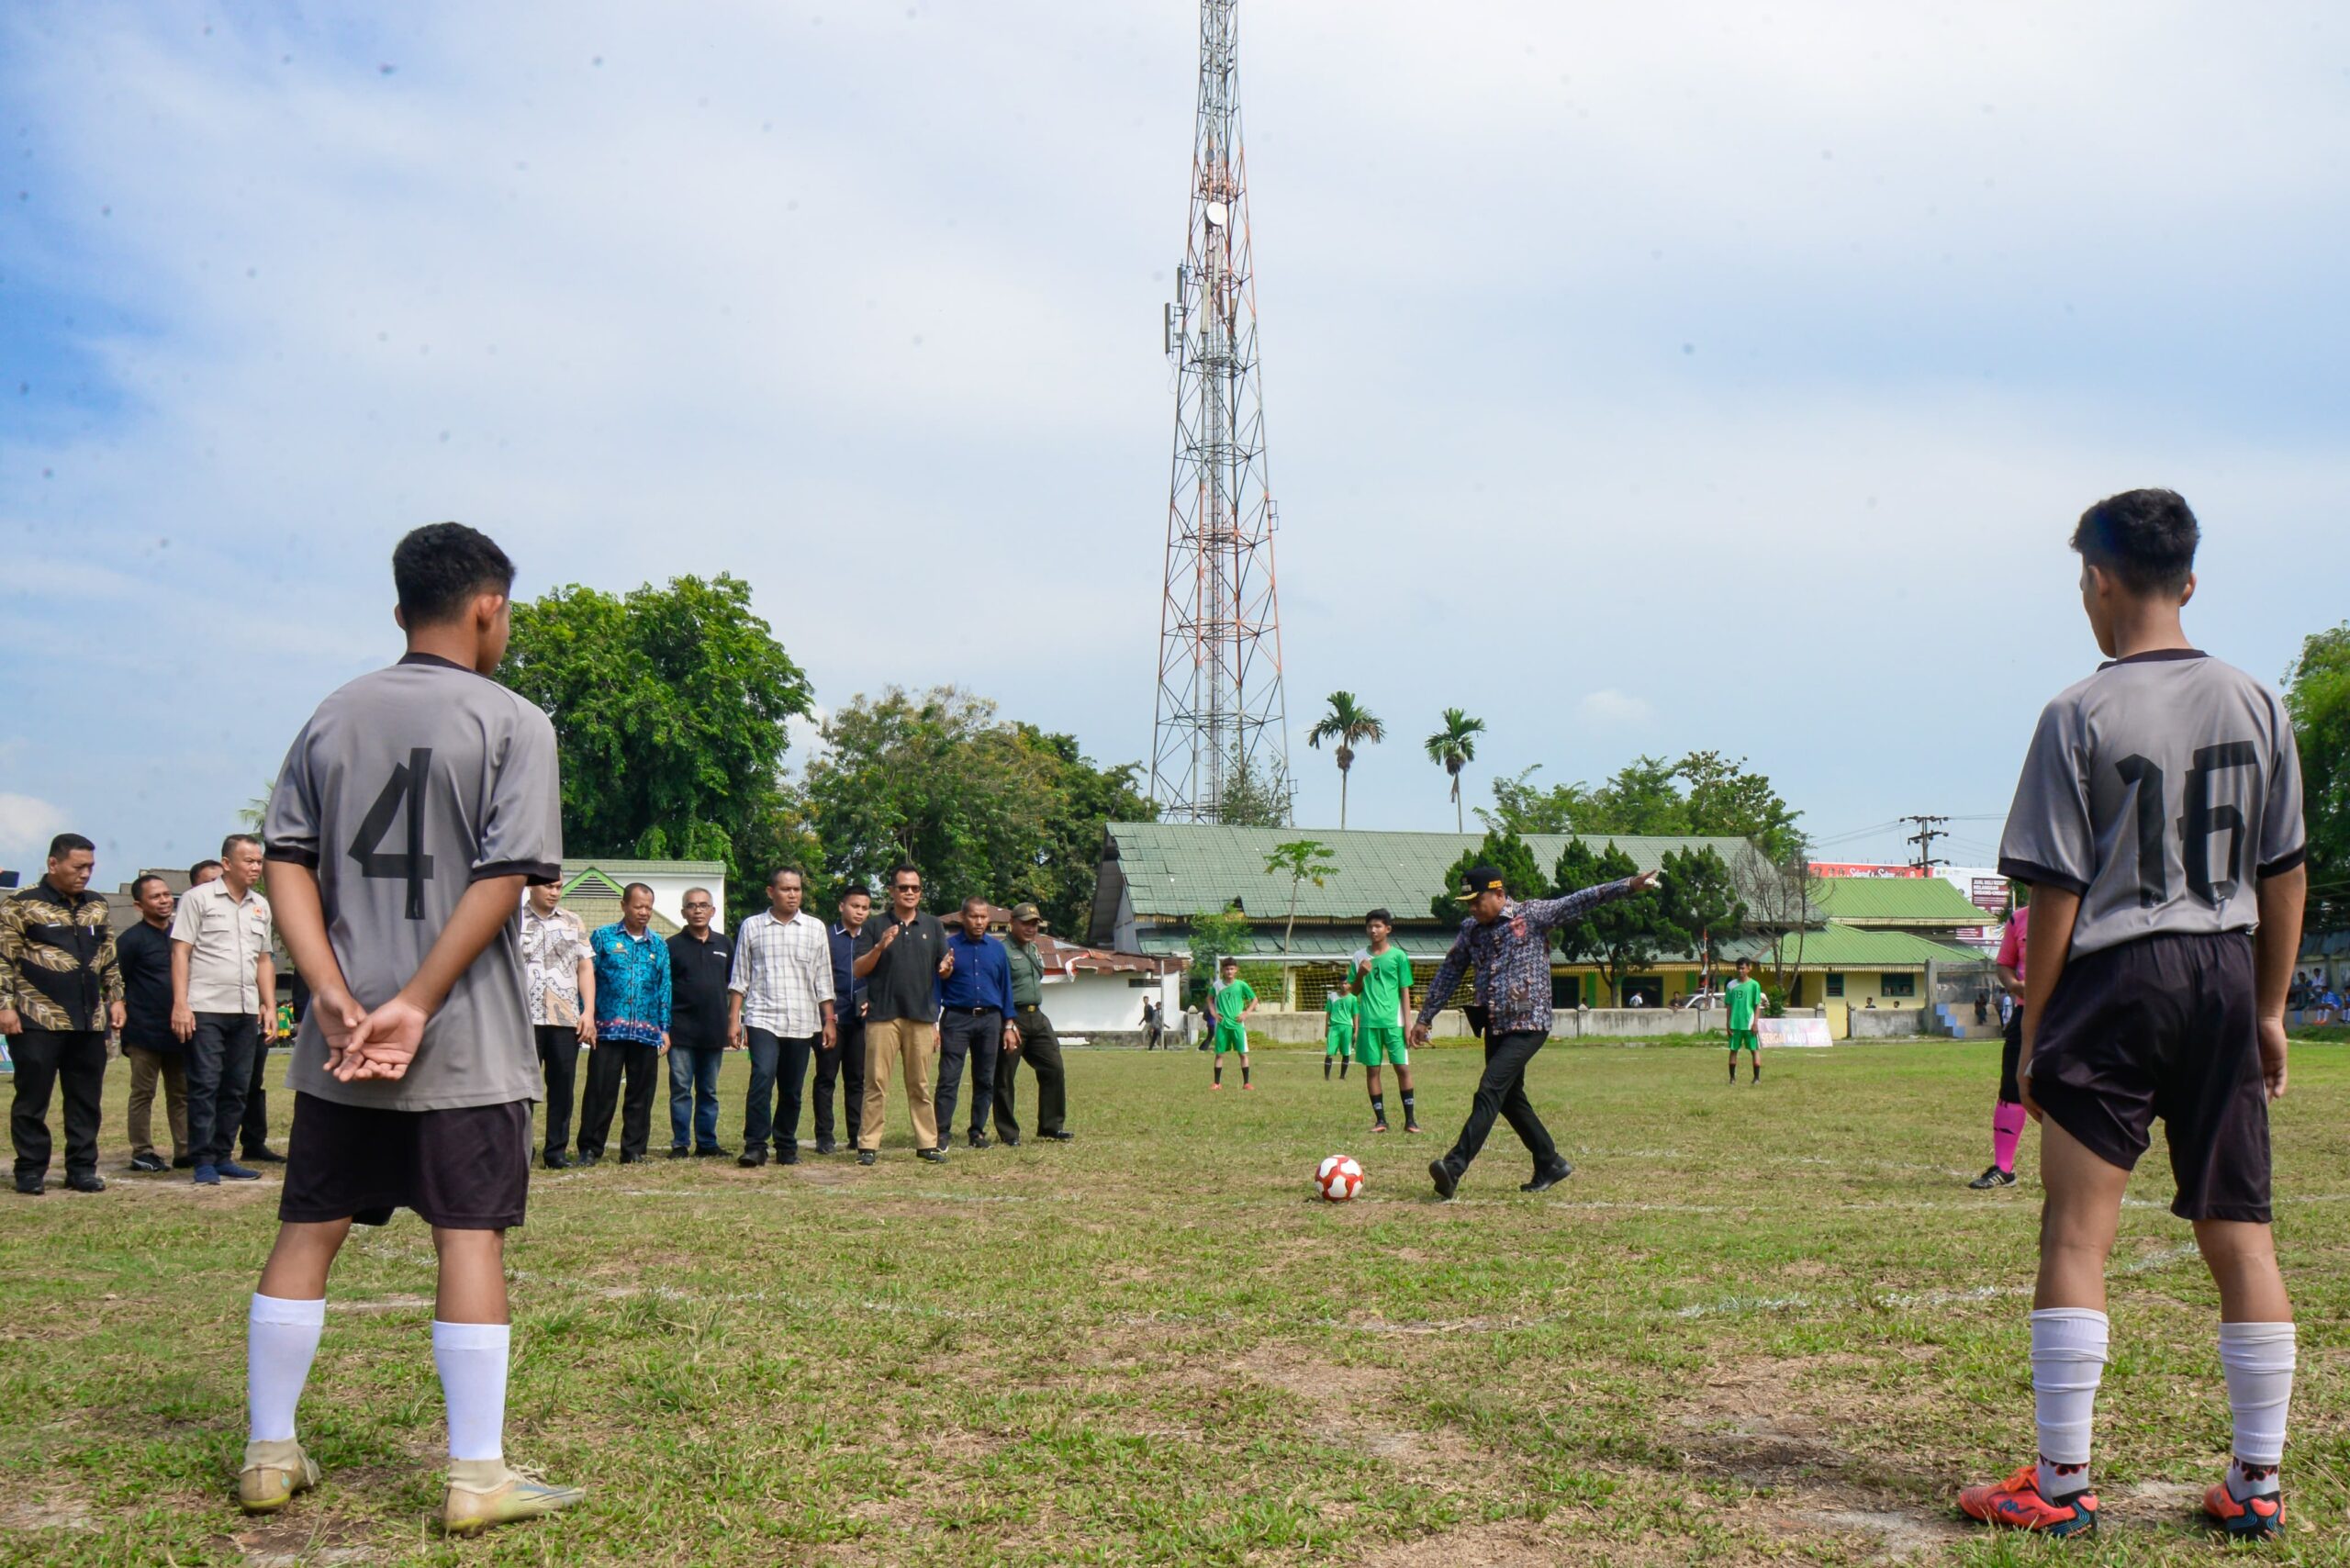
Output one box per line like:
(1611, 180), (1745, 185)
(995, 904), (1071, 1144)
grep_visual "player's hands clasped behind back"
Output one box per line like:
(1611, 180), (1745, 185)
(324, 987), (420, 1081)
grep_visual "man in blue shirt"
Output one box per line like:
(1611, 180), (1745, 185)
(816, 887), (872, 1154)
(933, 895), (1016, 1151)
(577, 885), (671, 1165)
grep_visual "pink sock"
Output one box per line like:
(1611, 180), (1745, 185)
(1992, 1102), (2028, 1172)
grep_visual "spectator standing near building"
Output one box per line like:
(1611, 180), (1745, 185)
(173, 834), (278, 1186)
(118, 873), (191, 1171)
(1411, 862), (1658, 1200)
(934, 896), (1017, 1150)
(576, 885), (669, 1165)
(999, 903), (1072, 1144)
(2, 833), (124, 1195)
(1140, 996), (1163, 1050)
(727, 868), (834, 1168)
(852, 866), (952, 1167)
(664, 889), (733, 1159)
(817, 886), (873, 1154)
(519, 880), (593, 1170)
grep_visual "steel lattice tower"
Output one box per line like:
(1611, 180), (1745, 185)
(1149, 0), (1289, 823)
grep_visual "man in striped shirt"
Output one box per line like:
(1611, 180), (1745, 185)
(727, 868), (835, 1167)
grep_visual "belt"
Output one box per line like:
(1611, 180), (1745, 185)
(950, 1006), (1000, 1016)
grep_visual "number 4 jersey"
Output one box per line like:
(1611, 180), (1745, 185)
(1998, 649), (2305, 960)
(263, 652), (564, 1111)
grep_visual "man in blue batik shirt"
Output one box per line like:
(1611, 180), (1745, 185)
(576, 884), (670, 1165)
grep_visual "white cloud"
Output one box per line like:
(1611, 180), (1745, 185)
(0, 795), (70, 862)
(1575, 690), (1654, 729)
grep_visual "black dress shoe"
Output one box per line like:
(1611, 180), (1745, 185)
(815, 1139), (837, 1156)
(916, 1147), (947, 1164)
(1428, 1159), (1458, 1201)
(15, 1176), (44, 1196)
(968, 1134), (990, 1150)
(66, 1172), (105, 1193)
(618, 1154), (642, 1165)
(1042, 1131), (1074, 1142)
(695, 1146), (733, 1159)
(128, 1152), (168, 1173)
(1519, 1160), (1573, 1193)
(172, 1155), (194, 1170)
(1000, 1133), (1022, 1148)
(575, 1151), (603, 1167)
(779, 1149), (800, 1166)
(738, 1148), (769, 1169)
(543, 1151), (572, 1170)
(857, 1149), (878, 1167)
(666, 1147), (690, 1159)
(242, 1147), (287, 1164)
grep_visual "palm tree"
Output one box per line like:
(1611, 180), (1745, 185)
(1305, 691), (1384, 830)
(1425, 709), (1486, 833)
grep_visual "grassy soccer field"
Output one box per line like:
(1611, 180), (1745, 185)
(4, 1037), (2347, 1565)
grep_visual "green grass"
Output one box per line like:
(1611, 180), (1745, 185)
(5, 1038), (2348, 1564)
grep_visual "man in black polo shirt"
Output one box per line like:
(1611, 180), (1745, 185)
(664, 888), (733, 1159)
(850, 865), (952, 1167)
(117, 873), (191, 1171)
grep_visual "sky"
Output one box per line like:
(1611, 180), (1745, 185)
(4, 0), (2345, 883)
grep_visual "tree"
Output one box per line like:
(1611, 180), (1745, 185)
(1551, 840), (1666, 1004)
(1184, 905), (1255, 1010)
(1431, 828), (1546, 923)
(1424, 708), (1487, 833)
(1263, 838), (1337, 953)
(500, 574), (812, 920)
(1673, 750), (1807, 863)
(1655, 846), (1746, 985)
(1015, 725), (1160, 938)
(1476, 766), (1596, 836)
(1730, 845), (1825, 999)
(1306, 693), (1383, 830)
(2284, 623), (2350, 929)
(1214, 743), (1293, 828)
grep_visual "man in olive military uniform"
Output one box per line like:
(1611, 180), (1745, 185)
(995, 903), (1071, 1145)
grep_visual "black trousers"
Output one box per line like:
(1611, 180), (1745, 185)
(1439, 1029), (1561, 1178)
(813, 1019), (865, 1148)
(535, 1025), (581, 1156)
(577, 1040), (662, 1160)
(9, 1027), (106, 1181)
(241, 1033), (273, 1154)
(996, 1006), (1068, 1139)
(186, 1013), (261, 1168)
(934, 1009), (1002, 1145)
(743, 1027), (820, 1156)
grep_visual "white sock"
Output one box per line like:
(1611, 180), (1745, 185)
(2218, 1321), (2294, 1496)
(2031, 1307), (2107, 1499)
(247, 1294), (327, 1444)
(431, 1321), (510, 1463)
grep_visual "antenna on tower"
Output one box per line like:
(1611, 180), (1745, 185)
(1148, 0), (1290, 825)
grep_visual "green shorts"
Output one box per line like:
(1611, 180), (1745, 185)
(1354, 1023), (1408, 1067)
(1214, 1022), (1248, 1055)
(1729, 1027), (1760, 1054)
(1325, 1029), (1351, 1057)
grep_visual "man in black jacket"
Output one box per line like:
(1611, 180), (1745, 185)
(117, 873), (190, 1171)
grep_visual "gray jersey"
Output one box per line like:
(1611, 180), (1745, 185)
(1998, 650), (2304, 960)
(263, 653), (563, 1111)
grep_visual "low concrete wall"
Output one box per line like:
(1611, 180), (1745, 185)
(1847, 1006), (1928, 1039)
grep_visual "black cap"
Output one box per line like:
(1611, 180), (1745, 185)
(1457, 864), (1507, 902)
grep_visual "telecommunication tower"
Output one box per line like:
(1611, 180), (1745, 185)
(1148, 0), (1290, 823)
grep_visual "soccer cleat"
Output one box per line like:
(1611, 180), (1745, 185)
(2204, 1482), (2283, 1540)
(1371, 1121), (1389, 1135)
(238, 1438), (320, 1514)
(1404, 1123), (1424, 1135)
(1242, 1082), (1255, 1091)
(1969, 1166), (2018, 1190)
(1210, 1081), (1222, 1091)
(1958, 1463), (2098, 1536)
(440, 1459), (584, 1535)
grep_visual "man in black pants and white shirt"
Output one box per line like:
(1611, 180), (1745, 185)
(173, 834), (278, 1186)
(519, 881), (593, 1168)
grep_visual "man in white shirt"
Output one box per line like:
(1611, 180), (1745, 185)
(173, 834), (277, 1185)
(727, 868), (835, 1167)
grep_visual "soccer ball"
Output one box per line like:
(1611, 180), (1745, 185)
(1315, 1154), (1364, 1202)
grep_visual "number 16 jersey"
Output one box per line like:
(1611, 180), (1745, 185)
(1998, 649), (2305, 962)
(263, 652), (564, 1111)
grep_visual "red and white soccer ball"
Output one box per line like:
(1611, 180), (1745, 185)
(1315, 1154), (1364, 1202)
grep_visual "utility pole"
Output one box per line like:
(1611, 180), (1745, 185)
(1902, 815), (1950, 874)
(1149, 0), (1290, 823)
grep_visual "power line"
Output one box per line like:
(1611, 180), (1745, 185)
(1901, 814), (1950, 873)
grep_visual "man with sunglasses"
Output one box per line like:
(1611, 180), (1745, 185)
(850, 865), (952, 1166)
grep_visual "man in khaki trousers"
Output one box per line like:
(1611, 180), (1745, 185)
(850, 866), (953, 1167)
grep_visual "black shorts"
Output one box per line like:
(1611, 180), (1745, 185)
(1998, 1012), (2024, 1104)
(279, 1092), (532, 1230)
(2029, 932), (2269, 1223)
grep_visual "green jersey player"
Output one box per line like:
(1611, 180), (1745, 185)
(1724, 959), (1763, 1084)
